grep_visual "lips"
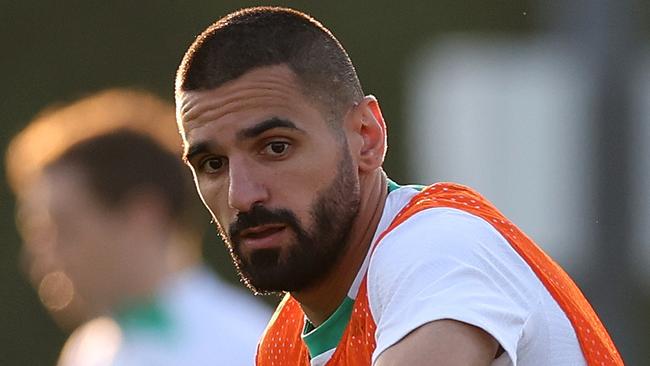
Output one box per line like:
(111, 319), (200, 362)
(238, 224), (287, 250)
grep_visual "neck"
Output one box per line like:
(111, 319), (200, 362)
(292, 170), (388, 326)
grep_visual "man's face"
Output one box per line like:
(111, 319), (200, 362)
(179, 65), (360, 294)
(20, 167), (128, 314)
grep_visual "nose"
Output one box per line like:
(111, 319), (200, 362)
(227, 158), (269, 212)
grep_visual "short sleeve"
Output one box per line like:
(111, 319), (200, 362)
(368, 207), (541, 365)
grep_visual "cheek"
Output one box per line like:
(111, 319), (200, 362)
(56, 231), (93, 264)
(58, 219), (112, 259)
(196, 179), (233, 227)
(195, 178), (220, 208)
(267, 155), (335, 205)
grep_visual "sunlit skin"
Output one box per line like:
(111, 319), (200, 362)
(178, 65), (389, 325)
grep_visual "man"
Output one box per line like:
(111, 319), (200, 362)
(174, 7), (622, 366)
(5, 89), (270, 365)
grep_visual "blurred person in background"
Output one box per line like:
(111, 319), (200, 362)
(174, 7), (622, 366)
(5, 89), (271, 365)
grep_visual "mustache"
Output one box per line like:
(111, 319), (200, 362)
(228, 205), (300, 242)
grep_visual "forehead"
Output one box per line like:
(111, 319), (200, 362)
(177, 65), (323, 136)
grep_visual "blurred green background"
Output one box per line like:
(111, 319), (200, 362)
(1, 1), (647, 364)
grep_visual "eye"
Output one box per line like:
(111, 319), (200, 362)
(263, 141), (290, 157)
(200, 157), (226, 174)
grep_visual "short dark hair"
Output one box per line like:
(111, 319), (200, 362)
(46, 129), (195, 224)
(176, 6), (363, 121)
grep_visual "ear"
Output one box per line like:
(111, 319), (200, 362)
(345, 95), (387, 173)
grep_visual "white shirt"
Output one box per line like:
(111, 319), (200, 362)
(366, 186), (586, 365)
(58, 266), (271, 366)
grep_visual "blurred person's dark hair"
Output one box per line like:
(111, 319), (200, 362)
(45, 129), (191, 223)
(176, 6), (364, 124)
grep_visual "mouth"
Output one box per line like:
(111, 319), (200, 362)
(238, 224), (288, 251)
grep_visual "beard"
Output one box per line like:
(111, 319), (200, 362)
(219, 145), (360, 295)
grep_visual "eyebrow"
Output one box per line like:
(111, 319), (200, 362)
(183, 118), (304, 163)
(184, 141), (216, 163)
(236, 117), (304, 140)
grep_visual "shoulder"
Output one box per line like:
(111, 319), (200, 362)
(369, 206), (515, 283)
(366, 184), (586, 365)
(367, 207), (540, 365)
(367, 205), (542, 307)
